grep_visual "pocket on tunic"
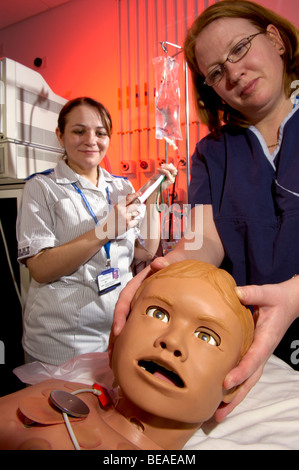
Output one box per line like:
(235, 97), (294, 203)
(25, 283), (80, 333)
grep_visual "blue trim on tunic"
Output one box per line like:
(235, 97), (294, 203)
(25, 169), (54, 180)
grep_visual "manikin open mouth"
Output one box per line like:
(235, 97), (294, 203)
(138, 360), (185, 388)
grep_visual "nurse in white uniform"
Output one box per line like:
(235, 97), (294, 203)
(17, 97), (176, 366)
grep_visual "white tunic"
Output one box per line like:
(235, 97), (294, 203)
(17, 160), (137, 365)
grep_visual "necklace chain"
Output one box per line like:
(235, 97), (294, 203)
(267, 142), (279, 149)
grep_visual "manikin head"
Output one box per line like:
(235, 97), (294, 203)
(112, 260), (254, 426)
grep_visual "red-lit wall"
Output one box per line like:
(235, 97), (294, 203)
(0, 0), (298, 199)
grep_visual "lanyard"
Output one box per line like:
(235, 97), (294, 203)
(72, 183), (111, 264)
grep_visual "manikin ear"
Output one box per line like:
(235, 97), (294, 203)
(266, 24), (285, 55)
(212, 385), (242, 423)
(222, 384), (241, 405)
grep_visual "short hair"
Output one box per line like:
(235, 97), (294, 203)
(184, 0), (299, 135)
(57, 97), (113, 138)
(132, 260), (254, 360)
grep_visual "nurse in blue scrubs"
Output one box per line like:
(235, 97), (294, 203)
(111, 0), (299, 422)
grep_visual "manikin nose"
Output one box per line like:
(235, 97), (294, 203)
(160, 341), (182, 357)
(154, 330), (188, 361)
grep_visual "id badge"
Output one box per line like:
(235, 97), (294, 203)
(97, 268), (121, 295)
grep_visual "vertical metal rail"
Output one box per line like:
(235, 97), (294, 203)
(160, 40), (190, 203)
(135, 0), (141, 174)
(126, 0), (132, 163)
(145, 0), (150, 162)
(117, 0), (124, 164)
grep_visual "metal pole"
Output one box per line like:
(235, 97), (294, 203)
(160, 41), (190, 203)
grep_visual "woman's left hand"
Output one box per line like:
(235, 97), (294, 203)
(157, 163), (178, 189)
(214, 277), (299, 422)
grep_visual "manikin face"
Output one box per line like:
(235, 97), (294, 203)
(195, 17), (287, 123)
(112, 276), (245, 424)
(56, 104), (110, 175)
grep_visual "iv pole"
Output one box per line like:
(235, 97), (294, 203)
(160, 40), (190, 204)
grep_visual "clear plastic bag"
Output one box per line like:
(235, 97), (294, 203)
(153, 56), (183, 148)
(13, 352), (114, 386)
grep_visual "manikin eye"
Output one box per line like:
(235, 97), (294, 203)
(146, 307), (169, 323)
(194, 328), (220, 346)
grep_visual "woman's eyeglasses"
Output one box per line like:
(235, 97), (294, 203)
(203, 32), (264, 87)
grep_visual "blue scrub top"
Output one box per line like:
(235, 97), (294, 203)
(189, 106), (299, 370)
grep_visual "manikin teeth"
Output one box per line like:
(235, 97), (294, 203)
(138, 360), (184, 388)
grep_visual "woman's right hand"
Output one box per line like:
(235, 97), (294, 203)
(108, 265), (150, 363)
(108, 256), (170, 363)
(95, 193), (140, 241)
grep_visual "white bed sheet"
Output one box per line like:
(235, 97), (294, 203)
(14, 353), (299, 450)
(186, 355), (299, 450)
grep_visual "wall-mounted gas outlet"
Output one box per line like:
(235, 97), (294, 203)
(157, 156), (174, 166)
(139, 159), (154, 173)
(120, 160), (136, 175)
(177, 156), (186, 168)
